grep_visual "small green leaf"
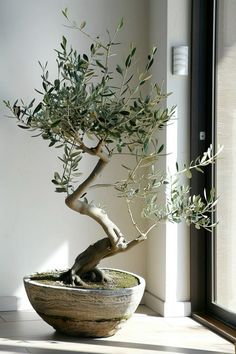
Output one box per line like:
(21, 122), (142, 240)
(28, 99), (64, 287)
(51, 119), (61, 128)
(131, 47), (136, 57)
(62, 36), (67, 47)
(3, 100), (10, 108)
(71, 151), (81, 158)
(49, 140), (56, 147)
(195, 166), (204, 173)
(35, 89), (44, 95)
(185, 169), (192, 179)
(116, 65), (123, 75)
(117, 18), (123, 30)
(124, 74), (133, 86)
(42, 82), (47, 92)
(121, 164), (132, 170)
(28, 98), (35, 109)
(55, 187), (67, 193)
(100, 92), (115, 97)
(120, 110), (130, 115)
(125, 55), (131, 68)
(143, 139), (149, 153)
(152, 46), (157, 55)
(62, 8), (68, 19)
(146, 58), (154, 70)
(121, 86), (129, 96)
(33, 102), (42, 114)
(18, 125), (30, 129)
(95, 60), (107, 71)
(54, 79), (60, 90)
(80, 21), (86, 30)
(140, 75), (152, 85)
(54, 172), (61, 180)
(158, 144), (164, 154)
(61, 36), (67, 50)
(83, 54), (89, 62)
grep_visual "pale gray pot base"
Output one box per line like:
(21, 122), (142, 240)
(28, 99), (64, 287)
(24, 268), (145, 338)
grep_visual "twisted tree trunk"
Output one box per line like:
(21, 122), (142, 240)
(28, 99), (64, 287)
(60, 141), (145, 286)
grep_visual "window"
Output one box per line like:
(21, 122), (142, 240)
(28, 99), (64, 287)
(191, 0), (236, 338)
(213, 0), (236, 316)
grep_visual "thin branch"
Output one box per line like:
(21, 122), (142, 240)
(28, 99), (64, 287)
(66, 157), (108, 206)
(63, 21), (108, 51)
(126, 199), (144, 236)
(144, 222), (157, 237)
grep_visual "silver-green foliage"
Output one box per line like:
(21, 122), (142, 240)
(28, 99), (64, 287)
(4, 10), (221, 233)
(4, 14), (172, 195)
(116, 144), (222, 233)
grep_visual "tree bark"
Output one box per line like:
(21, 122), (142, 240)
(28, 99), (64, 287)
(65, 157), (127, 250)
(60, 234), (146, 286)
(63, 140), (136, 285)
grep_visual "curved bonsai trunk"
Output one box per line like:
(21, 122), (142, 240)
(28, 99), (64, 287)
(62, 141), (145, 286)
(60, 234), (145, 285)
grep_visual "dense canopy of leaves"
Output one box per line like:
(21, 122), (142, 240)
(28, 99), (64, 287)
(4, 11), (221, 233)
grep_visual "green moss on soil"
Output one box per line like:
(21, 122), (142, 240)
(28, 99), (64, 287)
(30, 269), (139, 289)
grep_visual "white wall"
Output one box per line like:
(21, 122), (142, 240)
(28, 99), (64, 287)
(0, 0), (149, 310)
(0, 0), (192, 315)
(145, 0), (191, 316)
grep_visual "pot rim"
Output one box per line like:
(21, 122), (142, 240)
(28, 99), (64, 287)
(23, 267), (145, 294)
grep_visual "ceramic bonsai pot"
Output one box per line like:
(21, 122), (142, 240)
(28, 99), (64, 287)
(24, 268), (145, 337)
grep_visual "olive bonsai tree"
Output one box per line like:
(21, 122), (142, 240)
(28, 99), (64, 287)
(4, 10), (220, 287)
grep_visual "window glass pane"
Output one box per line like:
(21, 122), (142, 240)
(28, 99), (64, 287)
(215, 0), (236, 313)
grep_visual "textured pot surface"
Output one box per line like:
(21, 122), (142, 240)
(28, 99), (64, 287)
(24, 269), (145, 337)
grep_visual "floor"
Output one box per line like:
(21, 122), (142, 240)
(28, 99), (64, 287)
(0, 306), (234, 354)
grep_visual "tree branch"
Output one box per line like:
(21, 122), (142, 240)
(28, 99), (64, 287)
(65, 141), (127, 250)
(71, 135), (110, 162)
(66, 158), (108, 204)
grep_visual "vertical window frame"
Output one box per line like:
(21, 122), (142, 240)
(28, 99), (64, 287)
(191, 0), (236, 334)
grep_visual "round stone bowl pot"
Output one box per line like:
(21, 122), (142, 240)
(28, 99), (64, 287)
(24, 268), (145, 337)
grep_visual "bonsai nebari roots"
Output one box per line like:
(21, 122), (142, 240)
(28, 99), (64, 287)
(60, 233), (145, 286)
(60, 238), (118, 286)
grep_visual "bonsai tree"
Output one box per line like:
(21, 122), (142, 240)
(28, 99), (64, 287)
(4, 10), (220, 287)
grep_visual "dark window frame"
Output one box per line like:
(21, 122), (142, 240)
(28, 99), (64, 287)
(190, 0), (215, 313)
(190, 0), (236, 338)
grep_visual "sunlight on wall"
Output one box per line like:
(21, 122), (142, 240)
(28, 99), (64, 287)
(14, 242), (69, 310)
(166, 223), (178, 301)
(165, 112), (178, 302)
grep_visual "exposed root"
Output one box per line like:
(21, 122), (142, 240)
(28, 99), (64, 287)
(59, 237), (116, 286)
(59, 267), (111, 287)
